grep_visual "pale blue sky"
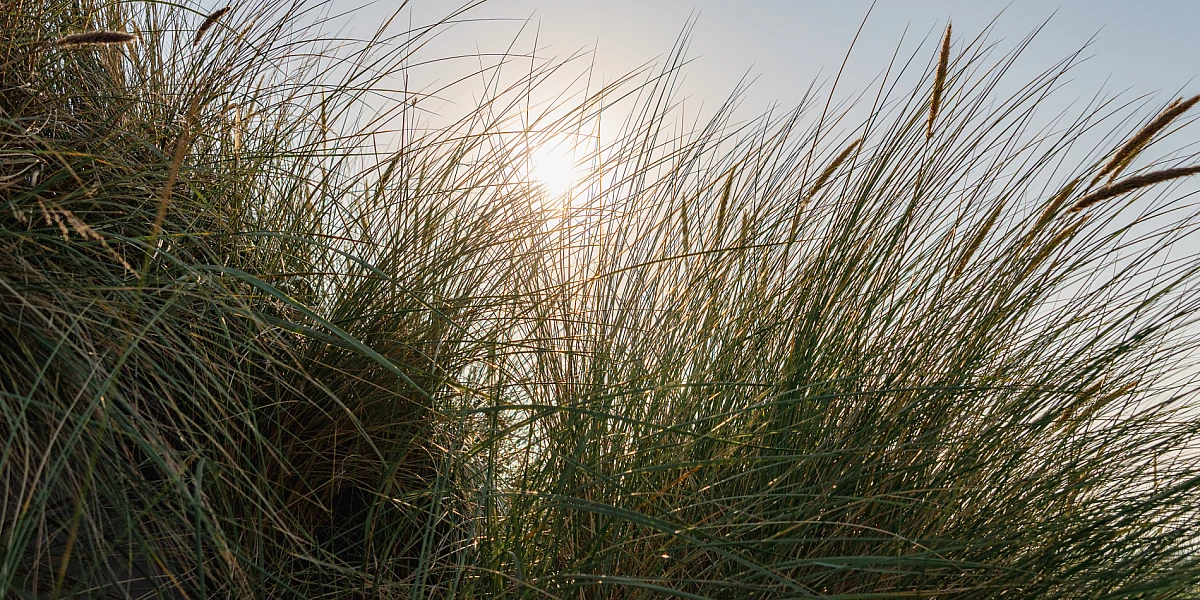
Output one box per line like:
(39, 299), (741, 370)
(366, 0), (1200, 125)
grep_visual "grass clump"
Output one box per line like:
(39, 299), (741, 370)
(3, 1), (1200, 598)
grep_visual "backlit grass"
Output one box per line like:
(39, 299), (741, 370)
(3, 1), (1200, 598)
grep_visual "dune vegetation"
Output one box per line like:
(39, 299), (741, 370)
(3, 1), (1200, 598)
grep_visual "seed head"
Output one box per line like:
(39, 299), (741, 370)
(926, 22), (952, 140)
(805, 138), (861, 201)
(953, 200), (1004, 278)
(1032, 178), (1081, 232)
(1092, 94), (1200, 185)
(55, 31), (138, 47)
(195, 7), (232, 46)
(1070, 165), (1200, 213)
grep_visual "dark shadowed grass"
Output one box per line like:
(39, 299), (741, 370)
(3, 1), (1200, 599)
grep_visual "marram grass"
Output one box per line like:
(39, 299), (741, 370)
(3, 1), (1200, 599)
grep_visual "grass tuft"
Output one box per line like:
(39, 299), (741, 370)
(4, 1), (1200, 598)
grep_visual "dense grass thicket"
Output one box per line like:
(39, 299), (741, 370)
(4, 1), (1200, 598)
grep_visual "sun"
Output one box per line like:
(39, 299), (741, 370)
(529, 143), (580, 199)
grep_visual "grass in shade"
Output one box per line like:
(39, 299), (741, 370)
(3, 1), (1200, 598)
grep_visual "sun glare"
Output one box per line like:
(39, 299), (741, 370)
(529, 144), (579, 199)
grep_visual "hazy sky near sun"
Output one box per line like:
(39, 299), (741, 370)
(357, 0), (1200, 126)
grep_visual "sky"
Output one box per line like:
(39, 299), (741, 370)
(357, 0), (1200, 130)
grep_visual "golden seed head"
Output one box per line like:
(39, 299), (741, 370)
(806, 138), (861, 200)
(927, 22), (952, 140)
